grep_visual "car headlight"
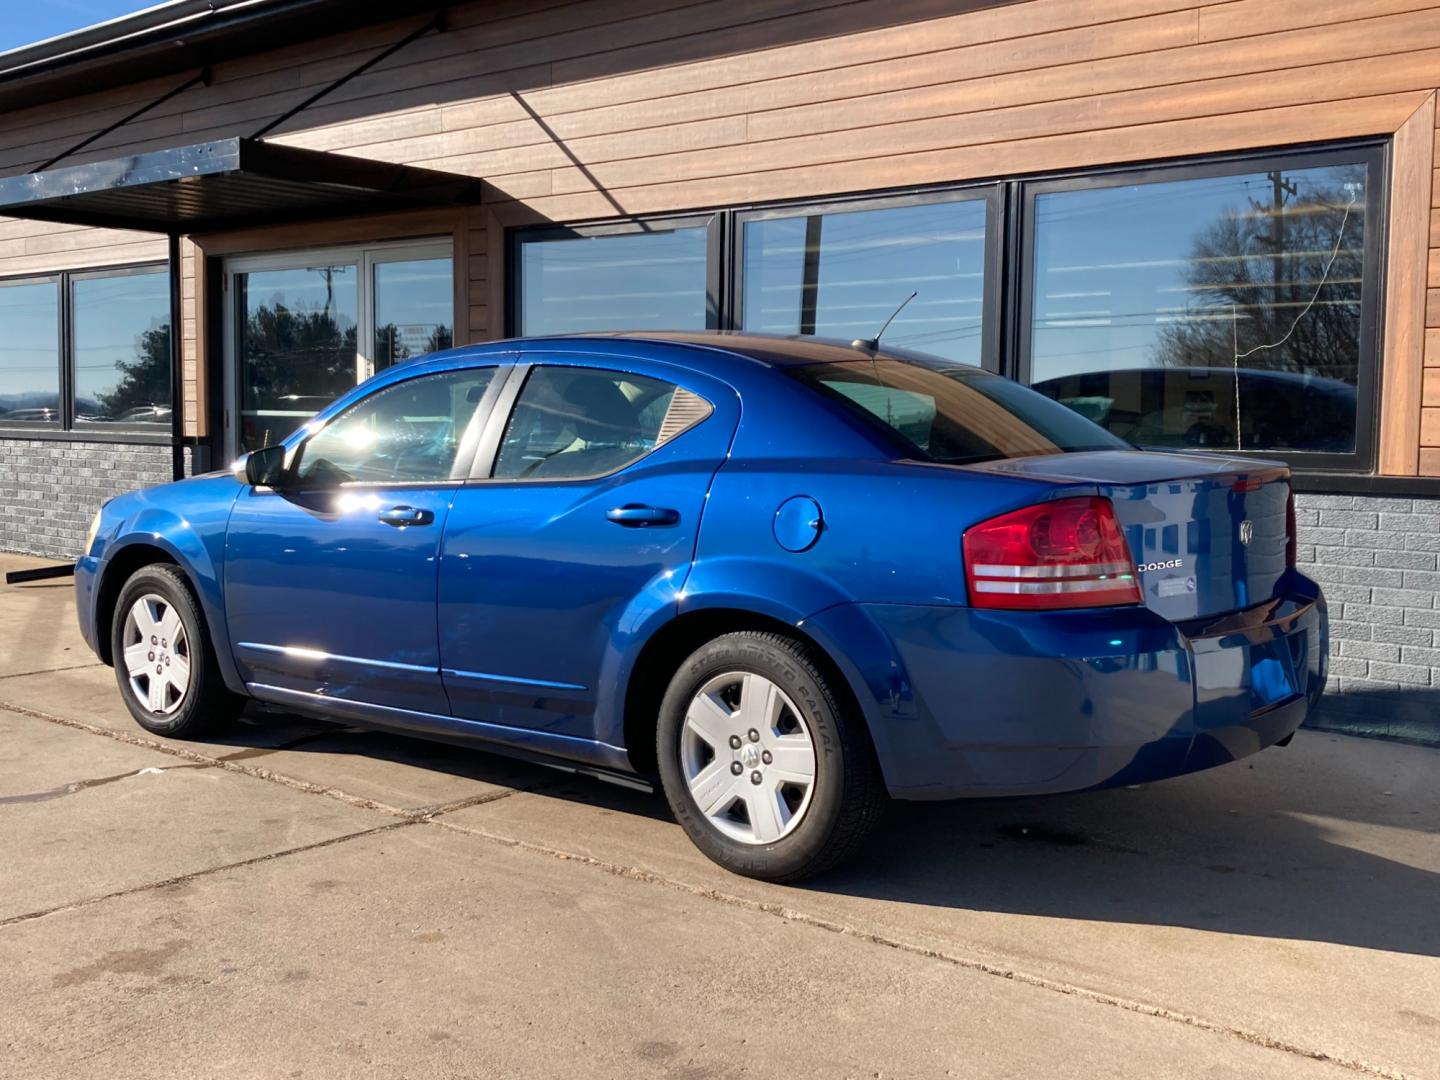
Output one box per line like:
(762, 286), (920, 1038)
(84, 510), (102, 557)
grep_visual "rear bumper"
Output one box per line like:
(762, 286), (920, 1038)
(808, 575), (1326, 800)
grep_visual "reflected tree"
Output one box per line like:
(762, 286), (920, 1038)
(375, 322), (454, 368)
(94, 322), (171, 418)
(1155, 167), (1364, 383)
(244, 302), (357, 404)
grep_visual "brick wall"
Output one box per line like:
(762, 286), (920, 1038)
(0, 439), (183, 559)
(1296, 493), (1440, 743)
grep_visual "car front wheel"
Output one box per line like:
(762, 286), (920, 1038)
(110, 563), (244, 738)
(656, 631), (887, 882)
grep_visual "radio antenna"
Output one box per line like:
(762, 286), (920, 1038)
(852, 291), (917, 352)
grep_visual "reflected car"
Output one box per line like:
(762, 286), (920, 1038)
(1032, 366), (1358, 453)
(0, 407), (60, 422)
(75, 334), (1328, 882)
(113, 404), (173, 424)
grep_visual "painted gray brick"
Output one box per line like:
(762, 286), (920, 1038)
(1364, 661), (1432, 687)
(1400, 644), (1440, 668)
(1338, 639), (1400, 662)
(1372, 587), (1436, 609)
(1298, 526), (1348, 547)
(1342, 603), (1404, 626)
(1371, 624), (1433, 647)
(1311, 545), (1374, 567)
(1380, 512), (1440, 533)
(1374, 550), (1437, 571)
(1403, 568), (1440, 592)
(1326, 657), (1369, 679)
(1317, 509), (1378, 529)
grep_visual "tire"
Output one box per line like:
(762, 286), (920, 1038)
(656, 631), (887, 882)
(110, 563), (244, 738)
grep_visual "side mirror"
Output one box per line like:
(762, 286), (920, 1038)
(241, 444), (289, 488)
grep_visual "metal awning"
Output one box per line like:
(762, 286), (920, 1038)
(0, 137), (483, 234)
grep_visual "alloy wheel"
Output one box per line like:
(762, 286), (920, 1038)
(680, 670), (817, 844)
(121, 593), (191, 715)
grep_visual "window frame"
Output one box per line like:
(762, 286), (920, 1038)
(1014, 141), (1386, 474)
(507, 213), (724, 337)
(0, 260), (172, 440)
(728, 184), (1005, 372)
(222, 236), (455, 459)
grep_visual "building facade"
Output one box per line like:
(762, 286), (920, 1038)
(1, 0), (1438, 738)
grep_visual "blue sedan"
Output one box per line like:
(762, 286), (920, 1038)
(75, 333), (1328, 881)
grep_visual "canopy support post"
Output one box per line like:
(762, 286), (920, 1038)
(169, 233), (185, 482)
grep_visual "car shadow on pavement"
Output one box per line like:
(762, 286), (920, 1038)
(199, 713), (1439, 958)
(814, 760), (1440, 960)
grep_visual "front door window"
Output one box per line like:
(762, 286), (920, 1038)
(228, 241), (453, 453)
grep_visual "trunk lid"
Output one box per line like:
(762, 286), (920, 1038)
(971, 451), (1292, 621)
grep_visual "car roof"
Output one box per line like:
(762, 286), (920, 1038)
(562, 330), (889, 368)
(410, 330), (925, 372)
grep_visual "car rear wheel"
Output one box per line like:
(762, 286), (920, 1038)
(110, 564), (244, 738)
(656, 631), (887, 882)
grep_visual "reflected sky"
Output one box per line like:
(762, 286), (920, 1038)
(743, 199), (988, 365)
(519, 227), (708, 334)
(0, 279), (59, 412)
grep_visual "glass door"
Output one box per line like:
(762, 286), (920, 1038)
(225, 240), (453, 456)
(235, 262), (359, 451)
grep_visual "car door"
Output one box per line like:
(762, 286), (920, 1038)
(225, 364), (506, 714)
(437, 353), (739, 741)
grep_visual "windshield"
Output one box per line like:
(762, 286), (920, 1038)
(789, 358), (1130, 465)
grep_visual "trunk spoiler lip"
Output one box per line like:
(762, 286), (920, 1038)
(955, 449), (1292, 489)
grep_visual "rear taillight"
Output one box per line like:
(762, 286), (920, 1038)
(1286, 488), (1297, 567)
(964, 496), (1141, 611)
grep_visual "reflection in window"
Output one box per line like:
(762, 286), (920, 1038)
(238, 265), (358, 450)
(517, 226), (708, 334)
(1028, 162), (1369, 454)
(742, 200), (988, 364)
(0, 279), (59, 425)
(73, 270), (170, 426)
(374, 258), (454, 369)
(295, 368), (494, 486)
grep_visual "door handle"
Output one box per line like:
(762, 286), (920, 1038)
(378, 505), (434, 528)
(606, 504), (680, 528)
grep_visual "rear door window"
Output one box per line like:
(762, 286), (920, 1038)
(790, 357), (1128, 465)
(492, 366), (712, 480)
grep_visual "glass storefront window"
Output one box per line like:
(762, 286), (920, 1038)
(516, 224), (709, 334)
(72, 269), (171, 427)
(374, 258), (454, 369)
(741, 199), (990, 365)
(237, 264), (359, 450)
(0, 278), (60, 425)
(1027, 160), (1372, 456)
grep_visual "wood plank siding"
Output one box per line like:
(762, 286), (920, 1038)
(0, 0), (1437, 465)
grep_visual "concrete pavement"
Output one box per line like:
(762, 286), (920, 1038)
(2, 553), (1437, 1078)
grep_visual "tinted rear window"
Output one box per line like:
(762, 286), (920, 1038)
(790, 358), (1129, 465)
